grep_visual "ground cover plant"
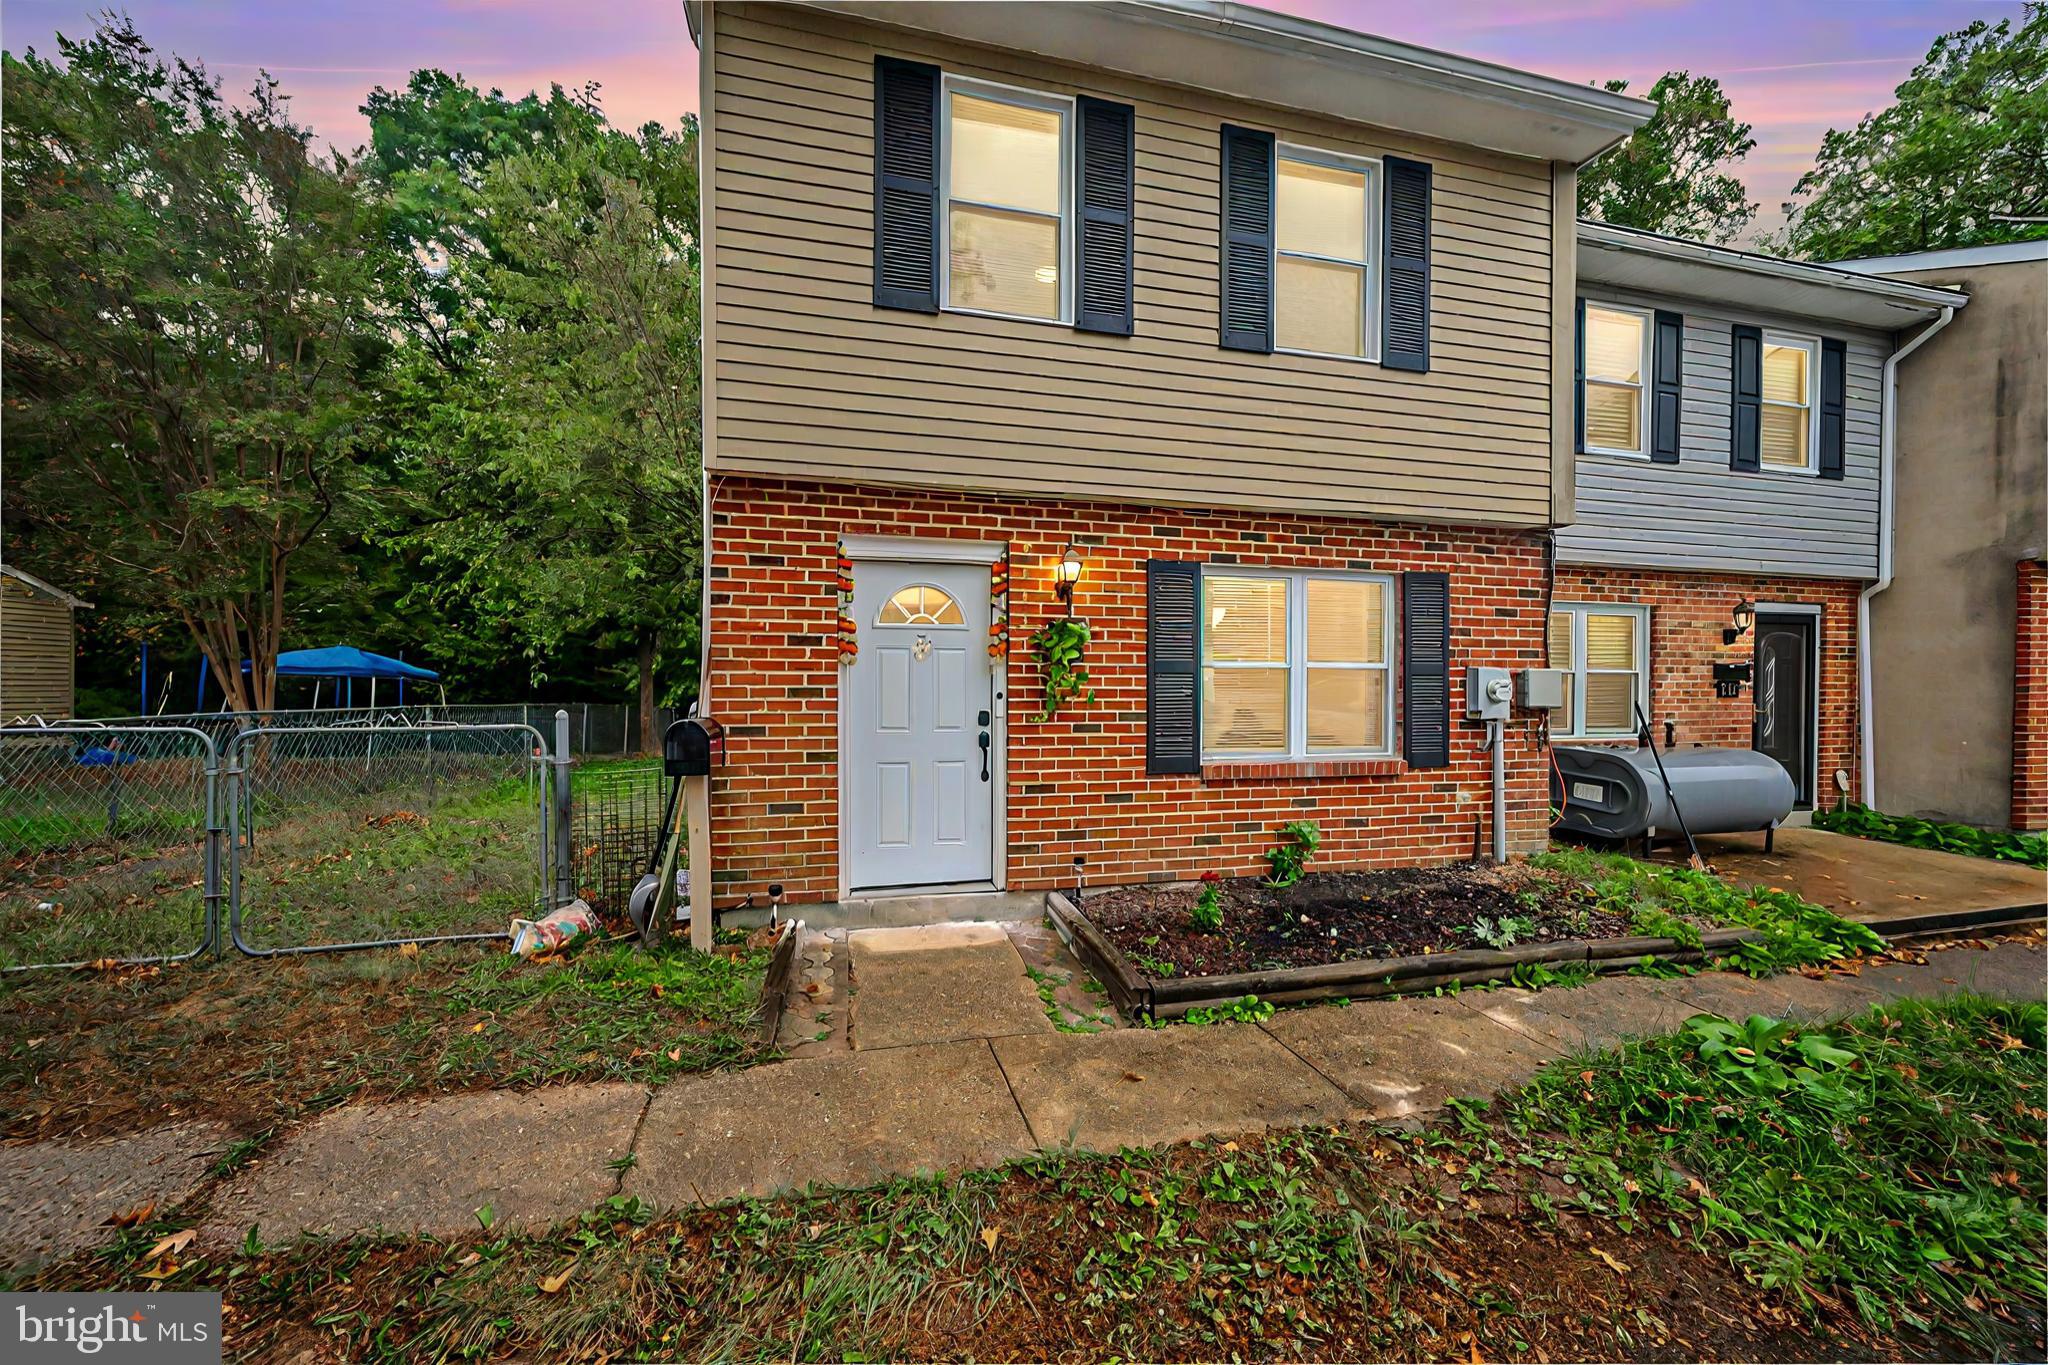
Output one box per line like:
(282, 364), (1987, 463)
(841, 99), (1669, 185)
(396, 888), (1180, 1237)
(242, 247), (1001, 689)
(1816, 802), (2048, 869)
(21, 993), (2039, 1363)
(0, 937), (771, 1144)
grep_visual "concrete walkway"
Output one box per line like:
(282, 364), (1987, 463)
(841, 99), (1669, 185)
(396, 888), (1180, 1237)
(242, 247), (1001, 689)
(5, 934), (2040, 1265)
(1677, 826), (2045, 924)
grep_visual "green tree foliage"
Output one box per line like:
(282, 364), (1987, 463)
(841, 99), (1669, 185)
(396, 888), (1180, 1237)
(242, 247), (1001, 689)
(1, 18), (387, 711)
(1778, 5), (2048, 261)
(369, 77), (702, 743)
(1578, 72), (1757, 243)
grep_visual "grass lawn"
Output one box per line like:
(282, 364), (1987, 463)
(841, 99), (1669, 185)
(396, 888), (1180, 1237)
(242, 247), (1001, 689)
(0, 938), (774, 1145)
(23, 993), (2041, 1363)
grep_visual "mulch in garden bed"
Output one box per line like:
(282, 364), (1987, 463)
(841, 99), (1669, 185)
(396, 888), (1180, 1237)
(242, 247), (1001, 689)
(1087, 862), (1643, 978)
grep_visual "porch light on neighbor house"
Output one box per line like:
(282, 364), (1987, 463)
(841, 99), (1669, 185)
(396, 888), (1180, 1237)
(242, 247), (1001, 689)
(1724, 599), (1755, 646)
(1054, 545), (1085, 608)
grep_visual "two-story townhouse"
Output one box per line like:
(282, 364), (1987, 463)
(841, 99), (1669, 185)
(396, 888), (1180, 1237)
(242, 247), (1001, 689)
(687, 0), (1652, 903)
(1559, 223), (1962, 816)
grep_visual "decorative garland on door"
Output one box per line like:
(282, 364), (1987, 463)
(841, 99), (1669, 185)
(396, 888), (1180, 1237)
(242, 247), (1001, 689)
(989, 550), (1010, 661)
(835, 539), (858, 666)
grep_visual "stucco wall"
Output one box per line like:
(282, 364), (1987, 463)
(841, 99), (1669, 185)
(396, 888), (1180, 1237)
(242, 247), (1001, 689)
(1871, 257), (2048, 826)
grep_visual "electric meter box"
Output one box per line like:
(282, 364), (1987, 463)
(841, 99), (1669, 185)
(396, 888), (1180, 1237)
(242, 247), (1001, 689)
(1515, 668), (1567, 710)
(1465, 667), (1513, 720)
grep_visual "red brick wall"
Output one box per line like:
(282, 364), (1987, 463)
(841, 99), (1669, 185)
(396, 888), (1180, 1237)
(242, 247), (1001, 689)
(707, 476), (1553, 900)
(2014, 559), (2048, 832)
(1551, 565), (1862, 807)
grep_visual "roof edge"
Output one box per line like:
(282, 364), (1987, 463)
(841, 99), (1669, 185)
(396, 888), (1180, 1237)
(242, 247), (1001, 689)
(1832, 239), (2048, 275)
(0, 564), (93, 610)
(1577, 221), (1969, 312)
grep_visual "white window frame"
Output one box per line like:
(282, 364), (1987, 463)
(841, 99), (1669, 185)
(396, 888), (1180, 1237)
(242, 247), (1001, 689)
(938, 74), (1075, 327)
(1759, 329), (1821, 475)
(1581, 301), (1653, 460)
(1549, 602), (1651, 740)
(1273, 143), (1382, 365)
(1199, 567), (1396, 761)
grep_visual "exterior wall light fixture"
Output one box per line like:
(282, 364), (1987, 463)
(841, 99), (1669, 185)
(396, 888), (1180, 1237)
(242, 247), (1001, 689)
(1723, 599), (1755, 646)
(1054, 545), (1085, 610)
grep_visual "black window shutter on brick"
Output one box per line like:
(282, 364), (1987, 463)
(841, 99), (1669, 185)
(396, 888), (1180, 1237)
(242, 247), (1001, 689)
(1730, 323), (1762, 471)
(1146, 561), (1202, 775)
(1401, 571), (1450, 770)
(1218, 125), (1274, 352)
(872, 57), (940, 313)
(1380, 156), (1432, 373)
(1819, 337), (1847, 479)
(1651, 309), (1684, 464)
(1076, 97), (1136, 336)
(1573, 298), (1586, 454)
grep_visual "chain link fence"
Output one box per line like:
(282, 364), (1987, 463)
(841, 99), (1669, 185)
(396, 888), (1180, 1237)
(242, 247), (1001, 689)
(0, 724), (221, 971)
(14, 703), (685, 757)
(569, 758), (671, 917)
(227, 724), (551, 955)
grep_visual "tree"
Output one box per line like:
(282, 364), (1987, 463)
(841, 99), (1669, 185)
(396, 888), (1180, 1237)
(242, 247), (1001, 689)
(2, 17), (388, 712)
(379, 100), (702, 747)
(1578, 72), (1757, 243)
(1778, 5), (2047, 261)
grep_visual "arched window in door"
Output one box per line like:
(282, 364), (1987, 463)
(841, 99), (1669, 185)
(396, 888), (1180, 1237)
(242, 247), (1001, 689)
(878, 584), (966, 627)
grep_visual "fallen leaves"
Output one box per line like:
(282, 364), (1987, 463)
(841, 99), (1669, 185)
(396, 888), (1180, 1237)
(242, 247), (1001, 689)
(107, 1200), (155, 1228)
(979, 1226), (1000, 1254)
(538, 1261), (577, 1294)
(145, 1228), (198, 1261)
(1589, 1247), (1631, 1275)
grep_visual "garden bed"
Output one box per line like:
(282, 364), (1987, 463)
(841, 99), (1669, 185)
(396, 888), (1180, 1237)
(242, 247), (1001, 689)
(1048, 852), (1880, 1022)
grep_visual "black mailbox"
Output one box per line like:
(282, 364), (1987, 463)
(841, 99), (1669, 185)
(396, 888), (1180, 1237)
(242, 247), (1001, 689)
(664, 716), (725, 777)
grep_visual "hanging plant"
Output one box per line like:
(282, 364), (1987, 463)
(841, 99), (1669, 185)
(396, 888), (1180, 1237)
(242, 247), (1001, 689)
(1028, 618), (1095, 721)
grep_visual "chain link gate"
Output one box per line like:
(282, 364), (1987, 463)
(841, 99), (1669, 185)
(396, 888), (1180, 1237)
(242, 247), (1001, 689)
(225, 723), (553, 956)
(0, 724), (223, 972)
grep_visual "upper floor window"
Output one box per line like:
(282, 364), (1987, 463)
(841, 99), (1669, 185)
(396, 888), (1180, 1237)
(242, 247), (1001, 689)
(942, 78), (1073, 324)
(1548, 603), (1649, 739)
(1274, 147), (1380, 360)
(1760, 332), (1819, 472)
(1201, 570), (1393, 759)
(1583, 304), (1651, 457)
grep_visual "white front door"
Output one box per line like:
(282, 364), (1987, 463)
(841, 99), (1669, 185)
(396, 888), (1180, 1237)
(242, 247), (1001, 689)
(847, 559), (996, 890)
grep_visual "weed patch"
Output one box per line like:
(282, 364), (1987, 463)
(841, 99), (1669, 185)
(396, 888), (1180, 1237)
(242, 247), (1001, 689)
(1816, 803), (2048, 869)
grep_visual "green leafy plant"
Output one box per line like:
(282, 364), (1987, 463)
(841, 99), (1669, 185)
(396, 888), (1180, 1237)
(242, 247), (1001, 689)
(1263, 820), (1321, 888)
(1188, 870), (1224, 933)
(1027, 617), (1096, 721)
(1181, 994), (1276, 1026)
(1508, 960), (1592, 991)
(1815, 802), (2047, 869)
(1469, 914), (1537, 950)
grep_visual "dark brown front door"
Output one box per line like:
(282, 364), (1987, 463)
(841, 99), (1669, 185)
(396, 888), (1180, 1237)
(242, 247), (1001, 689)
(1753, 614), (1817, 806)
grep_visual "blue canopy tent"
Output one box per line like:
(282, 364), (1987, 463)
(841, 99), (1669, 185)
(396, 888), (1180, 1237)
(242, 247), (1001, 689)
(224, 646), (442, 710)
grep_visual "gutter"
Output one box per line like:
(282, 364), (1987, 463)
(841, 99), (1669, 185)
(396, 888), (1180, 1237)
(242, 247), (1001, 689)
(1576, 222), (1968, 313)
(1857, 304), (1956, 809)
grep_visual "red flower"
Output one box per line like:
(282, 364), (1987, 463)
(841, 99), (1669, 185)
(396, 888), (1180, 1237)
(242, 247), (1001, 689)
(1200, 870), (1221, 883)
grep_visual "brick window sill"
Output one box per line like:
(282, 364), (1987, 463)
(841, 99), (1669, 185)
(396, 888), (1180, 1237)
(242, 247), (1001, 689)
(1202, 757), (1408, 783)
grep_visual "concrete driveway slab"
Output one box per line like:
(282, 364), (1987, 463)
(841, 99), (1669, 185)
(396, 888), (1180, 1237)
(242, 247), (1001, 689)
(1262, 998), (1563, 1121)
(848, 922), (1054, 1050)
(203, 1085), (645, 1246)
(628, 1040), (1034, 1207)
(0, 1121), (232, 1271)
(993, 1022), (1349, 1152)
(1682, 827), (2044, 922)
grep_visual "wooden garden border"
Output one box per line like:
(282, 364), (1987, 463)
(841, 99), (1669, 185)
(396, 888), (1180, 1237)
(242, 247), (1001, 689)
(1045, 890), (1761, 1023)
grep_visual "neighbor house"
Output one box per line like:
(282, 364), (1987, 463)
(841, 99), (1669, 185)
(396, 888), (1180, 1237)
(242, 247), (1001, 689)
(1560, 225), (1962, 814)
(686, 0), (1652, 902)
(1833, 240), (2048, 832)
(0, 564), (91, 721)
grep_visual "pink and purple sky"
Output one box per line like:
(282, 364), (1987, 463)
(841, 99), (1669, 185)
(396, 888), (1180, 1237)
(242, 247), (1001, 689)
(5, 0), (2026, 240)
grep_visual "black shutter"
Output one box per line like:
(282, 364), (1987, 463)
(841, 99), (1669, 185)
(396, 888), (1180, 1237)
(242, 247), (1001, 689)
(1401, 571), (1450, 770)
(1218, 125), (1274, 352)
(1573, 298), (1586, 455)
(1651, 309), (1684, 464)
(872, 57), (939, 313)
(1076, 97), (1135, 336)
(1819, 337), (1847, 479)
(1730, 322), (1762, 471)
(1381, 156), (1432, 373)
(1146, 561), (1202, 775)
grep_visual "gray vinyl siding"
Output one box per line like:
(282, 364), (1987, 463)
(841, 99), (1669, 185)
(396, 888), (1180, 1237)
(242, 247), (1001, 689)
(1556, 286), (1887, 579)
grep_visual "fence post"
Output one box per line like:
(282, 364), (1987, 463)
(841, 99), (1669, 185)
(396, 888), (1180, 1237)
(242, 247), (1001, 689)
(203, 738), (223, 959)
(553, 709), (574, 909)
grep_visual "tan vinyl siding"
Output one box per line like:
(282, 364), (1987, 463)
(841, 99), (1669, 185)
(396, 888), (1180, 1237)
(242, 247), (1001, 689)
(0, 579), (78, 719)
(706, 3), (1560, 527)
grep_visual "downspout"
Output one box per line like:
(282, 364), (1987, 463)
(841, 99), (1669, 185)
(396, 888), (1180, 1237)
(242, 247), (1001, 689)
(1856, 304), (1954, 809)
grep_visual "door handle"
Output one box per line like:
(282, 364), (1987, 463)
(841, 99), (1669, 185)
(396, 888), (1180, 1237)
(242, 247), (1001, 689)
(979, 731), (991, 782)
